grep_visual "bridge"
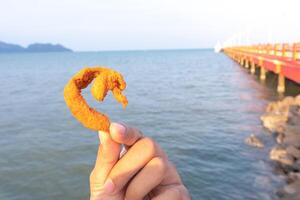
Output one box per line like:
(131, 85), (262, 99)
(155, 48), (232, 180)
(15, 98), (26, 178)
(223, 43), (300, 93)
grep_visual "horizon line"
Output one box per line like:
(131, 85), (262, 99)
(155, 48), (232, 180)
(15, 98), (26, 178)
(75, 47), (213, 53)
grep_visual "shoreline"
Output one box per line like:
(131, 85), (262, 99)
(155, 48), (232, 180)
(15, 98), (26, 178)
(260, 95), (300, 199)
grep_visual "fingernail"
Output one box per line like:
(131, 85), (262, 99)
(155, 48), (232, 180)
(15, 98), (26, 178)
(103, 178), (115, 194)
(110, 122), (126, 137)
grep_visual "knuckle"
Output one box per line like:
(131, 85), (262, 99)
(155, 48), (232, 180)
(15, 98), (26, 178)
(140, 137), (157, 157)
(150, 157), (168, 175)
(127, 126), (141, 142)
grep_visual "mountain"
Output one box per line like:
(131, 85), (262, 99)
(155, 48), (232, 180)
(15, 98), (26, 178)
(26, 43), (72, 52)
(0, 41), (72, 53)
(0, 41), (25, 53)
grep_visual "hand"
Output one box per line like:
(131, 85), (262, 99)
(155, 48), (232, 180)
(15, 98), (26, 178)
(89, 123), (190, 200)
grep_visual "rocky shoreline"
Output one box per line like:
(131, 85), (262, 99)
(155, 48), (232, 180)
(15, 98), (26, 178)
(260, 95), (300, 199)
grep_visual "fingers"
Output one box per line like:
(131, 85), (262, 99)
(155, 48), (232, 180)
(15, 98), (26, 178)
(106, 137), (165, 194)
(90, 131), (121, 190)
(109, 123), (143, 146)
(125, 157), (168, 200)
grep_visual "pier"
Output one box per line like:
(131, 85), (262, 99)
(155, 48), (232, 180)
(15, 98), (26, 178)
(223, 43), (300, 93)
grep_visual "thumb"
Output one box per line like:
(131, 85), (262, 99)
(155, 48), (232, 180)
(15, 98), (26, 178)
(90, 130), (121, 189)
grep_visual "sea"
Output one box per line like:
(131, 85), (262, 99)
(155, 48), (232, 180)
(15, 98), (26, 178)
(0, 49), (297, 200)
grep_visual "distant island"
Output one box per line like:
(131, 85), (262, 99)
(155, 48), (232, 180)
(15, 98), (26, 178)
(0, 41), (72, 53)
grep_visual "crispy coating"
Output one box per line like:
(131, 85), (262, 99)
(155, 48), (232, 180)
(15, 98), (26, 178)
(63, 67), (128, 131)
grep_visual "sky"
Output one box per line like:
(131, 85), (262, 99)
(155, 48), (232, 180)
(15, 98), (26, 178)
(0, 0), (299, 51)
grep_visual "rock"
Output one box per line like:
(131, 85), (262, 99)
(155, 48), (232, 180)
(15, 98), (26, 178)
(266, 102), (278, 112)
(292, 159), (300, 171)
(276, 103), (290, 115)
(289, 105), (300, 115)
(295, 95), (300, 106)
(287, 172), (300, 183)
(260, 97), (299, 133)
(261, 113), (287, 132)
(278, 191), (300, 200)
(277, 180), (300, 200)
(288, 116), (300, 126)
(270, 147), (287, 160)
(286, 146), (300, 159)
(245, 134), (264, 148)
(283, 125), (300, 148)
(270, 147), (294, 166)
(288, 106), (300, 125)
(285, 124), (300, 135)
(282, 96), (296, 106)
(276, 133), (285, 144)
(262, 97), (300, 198)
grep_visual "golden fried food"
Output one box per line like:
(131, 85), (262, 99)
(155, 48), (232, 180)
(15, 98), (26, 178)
(63, 67), (128, 131)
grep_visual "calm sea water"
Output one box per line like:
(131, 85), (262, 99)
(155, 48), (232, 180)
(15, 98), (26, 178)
(0, 50), (289, 200)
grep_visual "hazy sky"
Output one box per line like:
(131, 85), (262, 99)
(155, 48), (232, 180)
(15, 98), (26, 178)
(0, 0), (299, 51)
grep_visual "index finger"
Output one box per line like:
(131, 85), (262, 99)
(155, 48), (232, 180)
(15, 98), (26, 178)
(109, 123), (143, 146)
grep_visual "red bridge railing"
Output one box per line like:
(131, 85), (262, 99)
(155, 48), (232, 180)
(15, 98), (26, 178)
(223, 43), (300, 93)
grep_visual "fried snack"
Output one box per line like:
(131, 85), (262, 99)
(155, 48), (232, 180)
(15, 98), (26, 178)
(63, 67), (128, 131)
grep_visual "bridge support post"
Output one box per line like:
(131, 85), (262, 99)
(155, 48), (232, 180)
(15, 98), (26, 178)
(259, 58), (265, 80)
(277, 74), (285, 93)
(250, 62), (255, 74)
(245, 59), (249, 68)
(275, 61), (285, 93)
(260, 67), (266, 80)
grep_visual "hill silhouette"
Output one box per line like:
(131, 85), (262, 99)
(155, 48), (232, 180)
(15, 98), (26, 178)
(0, 41), (72, 53)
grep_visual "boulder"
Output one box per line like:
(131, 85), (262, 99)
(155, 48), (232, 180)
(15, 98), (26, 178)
(270, 147), (294, 166)
(282, 96), (296, 106)
(262, 97), (300, 198)
(286, 146), (300, 159)
(277, 180), (300, 200)
(289, 105), (300, 116)
(245, 134), (264, 148)
(261, 113), (287, 132)
(295, 95), (300, 106)
(266, 101), (278, 112)
(292, 159), (300, 171)
(276, 103), (290, 116)
(283, 125), (300, 148)
(276, 133), (285, 144)
(287, 172), (300, 183)
(265, 99), (290, 114)
(288, 106), (300, 125)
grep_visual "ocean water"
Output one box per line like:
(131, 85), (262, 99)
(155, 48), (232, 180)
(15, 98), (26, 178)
(0, 50), (288, 200)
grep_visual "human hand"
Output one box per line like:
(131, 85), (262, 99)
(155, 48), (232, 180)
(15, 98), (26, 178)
(89, 123), (190, 200)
